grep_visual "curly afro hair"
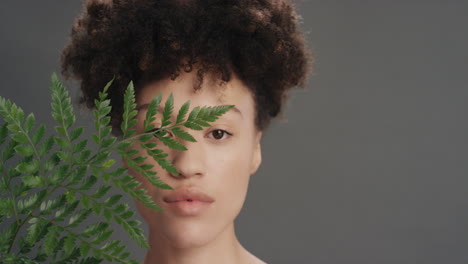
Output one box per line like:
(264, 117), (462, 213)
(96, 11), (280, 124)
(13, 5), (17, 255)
(61, 0), (312, 136)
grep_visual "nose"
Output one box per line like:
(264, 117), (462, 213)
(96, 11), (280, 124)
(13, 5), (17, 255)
(170, 139), (206, 179)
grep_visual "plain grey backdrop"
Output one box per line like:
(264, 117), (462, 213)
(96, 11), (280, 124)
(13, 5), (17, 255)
(1, 1), (467, 263)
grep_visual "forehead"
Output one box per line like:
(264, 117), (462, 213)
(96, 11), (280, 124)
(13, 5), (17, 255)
(136, 70), (255, 120)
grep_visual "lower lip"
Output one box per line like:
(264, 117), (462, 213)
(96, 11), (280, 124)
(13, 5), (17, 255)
(164, 200), (212, 216)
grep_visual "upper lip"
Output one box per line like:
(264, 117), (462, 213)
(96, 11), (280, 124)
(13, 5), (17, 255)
(163, 187), (215, 203)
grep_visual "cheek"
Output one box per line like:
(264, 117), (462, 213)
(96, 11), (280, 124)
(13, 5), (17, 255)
(208, 144), (253, 210)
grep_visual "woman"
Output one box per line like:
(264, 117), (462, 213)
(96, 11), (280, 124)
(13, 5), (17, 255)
(61, 0), (311, 263)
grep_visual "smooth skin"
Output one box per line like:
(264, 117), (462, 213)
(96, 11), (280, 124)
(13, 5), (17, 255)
(122, 69), (266, 264)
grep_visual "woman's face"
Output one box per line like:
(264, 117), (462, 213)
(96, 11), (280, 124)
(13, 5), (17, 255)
(126, 70), (262, 249)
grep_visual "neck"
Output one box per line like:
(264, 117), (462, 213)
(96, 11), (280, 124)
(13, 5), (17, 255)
(144, 223), (246, 264)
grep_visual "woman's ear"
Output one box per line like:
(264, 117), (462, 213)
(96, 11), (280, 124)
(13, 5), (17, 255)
(250, 131), (263, 175)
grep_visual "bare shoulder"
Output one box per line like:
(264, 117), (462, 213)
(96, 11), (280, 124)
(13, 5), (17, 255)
(243, 249), (268, 264)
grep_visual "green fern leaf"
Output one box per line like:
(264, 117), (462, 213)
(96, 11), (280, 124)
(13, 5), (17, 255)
(91, 185), (112, 199)
(49, 165), (70, 185)
(51, 73), (75, 130)
(75, 149), (92, 164)
(54, 136), (70, 150)
(68, 208), (92, 227)
(119, 251), (131, 260)
(169, 127), (196, 142)
(161, 93), (174, 127)
(102, 159), (116, 170)
(38, 136), (54, 157)
(186, 106), (200, 122)
(138, 134), (153, 143)
(79, 241), (90, 258)
(109, 243), (125, 256)
(24, 113), (36, 134)
(0, 197), (14, 217)
(154, 132), (187, 151)
(117, 140), (132, 151)
(101, 137), (117, 148)
(204, 105), (234, 121)
(90, 229), (113, 245)
(103, 208), (112, 222)
(16, 160), (40, 174)
(100, 240), (121, 252)
(49, 246), (75, 263)
(92, 247), (102, 259)
(63, 234), (76, 256)
(40, 194), (66, 215)
(19, 189), (47, 213)
(70, 127), (84, 141)
(193, 119), (210, 127)
(119, 210), (135, 220)
(83, 222), (109, 238)
(146, 176), (172, 190)
(183, 121), (203, 131)
(56, 151), (69, 161)
(0, 122), (8, 146)
(55, 126), (67, 138)
(92, 201), (102, 215)
(143, 93), (162, 131)
(14, 145), (34, 157)
(72, 139), (88, 154)
(121, 82), (137, 137)
(176, 100), (190, 124)
(104, 194), (123, 207)
(55, 200), (79, 221)
(11, 133), (29, 143)
(43, 226), (59, 256)
(79, 175), (98, 191)
(112, 203), (130, 214)
(80, 195), (91, 209)
(116, 215), (148, 248)
(1, 221), (18, 249)
(2, 139), (18, 161)
(65, 189), (75, 203)
(32, 124), (46, 146)
(146, 150), (178, 175)
(69, 165), (88, 185)
(91, 151), (111, 165)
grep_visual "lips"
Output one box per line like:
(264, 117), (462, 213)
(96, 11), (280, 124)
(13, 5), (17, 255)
(162, 187), (214, 216)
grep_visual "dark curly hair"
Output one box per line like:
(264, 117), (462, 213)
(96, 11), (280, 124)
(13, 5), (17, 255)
(61, 0), (312, 136)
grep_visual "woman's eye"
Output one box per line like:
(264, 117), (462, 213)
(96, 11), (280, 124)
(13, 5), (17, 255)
(208, 129), (232, 140)
(148, 127), (173, 138)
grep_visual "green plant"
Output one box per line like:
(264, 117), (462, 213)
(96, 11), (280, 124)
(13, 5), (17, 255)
(0, 73), (233, 264)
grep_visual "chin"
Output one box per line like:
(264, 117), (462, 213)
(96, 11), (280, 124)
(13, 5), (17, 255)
(163, 221), (218, 249)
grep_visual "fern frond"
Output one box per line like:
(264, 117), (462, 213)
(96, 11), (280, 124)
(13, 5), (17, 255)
(42, 225), (60, 256)
(25, 217), (51, 246)
(143, 93), (162, 132)
(54, 200), (79, 221)
(154, 132), (187, 151)
(161, 94), (174, 127)
(170, 127), (196, 142)
(39, 194), (66, 215)
(50, 73), (75, 138)
(0, 122), (8, 146)
(17, 189), (47, 214)
(121, 82), (138, 138)
(67, 208), (92, 228)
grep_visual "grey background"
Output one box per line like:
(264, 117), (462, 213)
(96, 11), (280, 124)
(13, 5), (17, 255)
(1, 1), (467, 263)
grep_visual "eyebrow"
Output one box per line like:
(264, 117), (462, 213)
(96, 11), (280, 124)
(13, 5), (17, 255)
(136, 103), (243, 119)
